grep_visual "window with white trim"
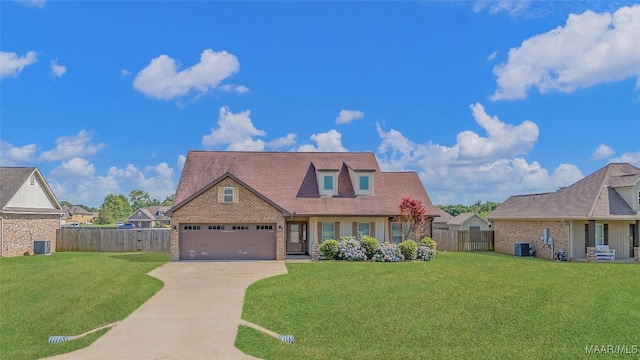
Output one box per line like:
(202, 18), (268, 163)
(223, 187), (234, 203)
(355, 172), (373, 195)
(318, 171), (338, 196)
(637, 190), (640, 208)
(322, 222), (335, 242)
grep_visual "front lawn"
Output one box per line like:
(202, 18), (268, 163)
(0, 252), (169, 360)
(236, 252), (640, 359)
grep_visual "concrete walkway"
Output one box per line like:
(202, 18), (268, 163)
(44, 261), (288, 360)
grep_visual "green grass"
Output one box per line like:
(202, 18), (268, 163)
(236, 252), (640, 359)
(0, 252), (169, 360)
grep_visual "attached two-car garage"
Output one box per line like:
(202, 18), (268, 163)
(179, 223), (277, 260)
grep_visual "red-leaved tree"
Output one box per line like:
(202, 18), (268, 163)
(399, 197), (426, 241)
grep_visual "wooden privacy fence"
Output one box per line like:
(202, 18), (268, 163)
(431, 229), (494, 252)
(57, 228), (170, 253)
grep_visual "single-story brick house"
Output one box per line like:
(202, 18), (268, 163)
(489, 163), (640, 261)
(167, 151), (440, 261)
(127, 206), (171, 228)
(0, 167), (64, 257)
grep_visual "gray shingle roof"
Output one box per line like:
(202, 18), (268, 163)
(489, 163), (640, 220)
(433, 208), (453, 224)
(171, 151), (439, 217)
(448, 212), (488, 226)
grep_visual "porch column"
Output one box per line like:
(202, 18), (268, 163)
(586, 220), (597, 262)
(311, 221), (321, 260)
(634, 220), (639, 263)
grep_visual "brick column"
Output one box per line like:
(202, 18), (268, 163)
(634, 248), (640, 263)
(311, 241), (320, 260)
(586, 247), (598, 262)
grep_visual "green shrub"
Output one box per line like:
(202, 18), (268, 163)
(360, 236), (379, 260)
(399, 240), (417, 260)
(421, 237), (438, 251)
(319, 239), (339, 260)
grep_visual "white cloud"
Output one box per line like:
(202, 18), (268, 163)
(487, 51), (498, 61)
(0, 51), (37, 79)
(133, 49), (240, 100)
(591, 144), (615, 160)
(50, 59), (67, 78)
(492, 5), (640, 100)
(458, 103), (538, 160)
(336, 110), (365, 124)
(14, 0), (46, 8)
(267, 133), (298, 149)
(473, 0), (530, 16)
(40, 130), (106, 162)
(374, 104), (578, 204)
(177, 154), (186, 170)
(121, 69), (132, 77)
(219, 84), (250, 94)
(297, 130), (348, 152)
(107, 163), (176, 200)
(611, 151), (640, 167)
(0, 140), (37, 166)
(50, 157), (95, 178)
(202, 107), (267, 150)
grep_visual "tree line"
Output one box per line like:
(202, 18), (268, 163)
(62, 190), (174, 225)
(437, 200), (500, 218)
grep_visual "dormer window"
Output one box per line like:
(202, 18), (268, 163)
(355, 172), (373, 195)
(318, 171), (338, 196)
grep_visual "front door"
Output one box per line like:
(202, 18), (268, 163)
(287, 222), (308, 254)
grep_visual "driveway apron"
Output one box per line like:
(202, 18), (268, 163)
(43, 261), (288, 360)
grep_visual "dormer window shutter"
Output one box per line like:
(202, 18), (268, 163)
(218, 187), (223, 203)
(233, 187), (239, 203)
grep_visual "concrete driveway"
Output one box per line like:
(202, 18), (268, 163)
(44, 261), (288, 360)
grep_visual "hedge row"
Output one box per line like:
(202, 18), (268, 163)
(319, 236), (437, 262)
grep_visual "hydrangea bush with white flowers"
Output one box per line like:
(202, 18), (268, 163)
(336, 237), (367, 261)
(372, 243), (405, 262)
(319, 236), (437, 262)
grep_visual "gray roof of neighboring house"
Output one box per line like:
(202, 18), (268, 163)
(128, 206), (171, 221)
(447, 212), (489, 226)
(433, 208), (454, 224)
(489, 163), (640, 220)
(67, 205), (93, 215)
(170, 151), (439, 217)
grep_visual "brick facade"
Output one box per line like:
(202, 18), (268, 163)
(1, 213), (59, 257)
(492, 219), (568, 260)
(170, 177), (286, 261)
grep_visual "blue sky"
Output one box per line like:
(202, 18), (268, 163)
(1, 0), (639, 208)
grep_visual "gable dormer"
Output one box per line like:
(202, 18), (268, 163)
(317, 169), (339, 196)
(347, 165), (375, 196)
(608, 170), (640, 211)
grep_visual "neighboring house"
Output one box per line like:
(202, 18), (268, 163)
(127, 206), (171, 228)
(0, 167), (64, 257)
(432, 208), (453, 229)
(447, 212), (491, 231)
(167, 151), (440, 261)
(63, 205), (97, 224)
(489, 163), (640, 261)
